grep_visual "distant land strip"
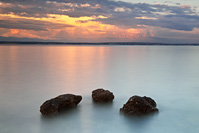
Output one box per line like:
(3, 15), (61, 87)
(0, 41), (199, 46)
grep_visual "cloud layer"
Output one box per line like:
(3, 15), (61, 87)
(0, 0), (199, 43)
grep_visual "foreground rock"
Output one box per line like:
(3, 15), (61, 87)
(40, 94), (82, 115)
(92, 88), (114, 102)
(120, 95), (158, 115)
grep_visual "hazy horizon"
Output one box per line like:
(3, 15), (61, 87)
(0, 41), (199, 45)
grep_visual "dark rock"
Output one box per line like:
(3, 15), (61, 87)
(40, 94), (82, 115)
(92, 88), (114, 102)
(120, 95), (158, 115)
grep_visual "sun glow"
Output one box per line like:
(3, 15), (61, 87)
(0, 12), (143, 41)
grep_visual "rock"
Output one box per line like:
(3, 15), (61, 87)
(92, 88), (114, 102)
(120, 95), (158, 115)
(40, 94), (82, 115)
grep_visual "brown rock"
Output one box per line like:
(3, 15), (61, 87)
(120, 95), (158, 115)
(40, 94), (82, 115)
(92, 88), (114, 102)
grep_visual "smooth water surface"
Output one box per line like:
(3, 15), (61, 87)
(0, 45), (199, 133)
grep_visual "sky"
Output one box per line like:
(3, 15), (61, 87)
(0, 0), (199, 43)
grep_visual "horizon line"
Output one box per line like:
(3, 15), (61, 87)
(0, 41), (199, 46)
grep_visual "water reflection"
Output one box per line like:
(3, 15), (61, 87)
(120, 112), (159, 133)
(0, 46), (199, 133)
(40, 106), (81, 120)
(92, 101), (114, 106)
(39, 105), (82, 133)
(35, 46), (110, 95)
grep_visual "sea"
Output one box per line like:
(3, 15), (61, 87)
(0, 44), (199, 133)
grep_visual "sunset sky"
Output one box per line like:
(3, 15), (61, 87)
(0, 0), (199, 43)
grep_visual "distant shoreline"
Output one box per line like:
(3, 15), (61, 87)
(0, 41), (199, 46)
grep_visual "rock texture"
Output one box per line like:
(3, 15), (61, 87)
(40, 94), (82, 115)
(92, 88), (114, 102)
(120, 95), (158, 115)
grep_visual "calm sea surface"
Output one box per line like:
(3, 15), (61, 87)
(0, 45), (199, 133)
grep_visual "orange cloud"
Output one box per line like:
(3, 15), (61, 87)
(135, 16), (157, 20)
(0, 12), (147, 42)
(1, 29), (52, 40)
(181, 5), (191, 9)
(0, 2), (14, 8)
(10, 29), (19, 34)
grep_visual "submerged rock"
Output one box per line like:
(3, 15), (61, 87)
(92, 88), (114, 102)
(120, 95), (158, 115)
(40, 94), (82, 115)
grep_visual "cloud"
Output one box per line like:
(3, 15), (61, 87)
(0, 36), (53, 42)
(0, 0), (198, 31)
(94, 3), (199, 31)
(0, 17), (73, 31)
(142, 26), (199, 43)
(0, 0), (199, 43)
(181, 5), (191, 9)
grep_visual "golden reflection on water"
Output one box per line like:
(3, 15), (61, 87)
(0, 46), (109, 94)
(34, 46), (109, 93)
(1, 46), (199, 133)
(0, 46), (19, 74)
